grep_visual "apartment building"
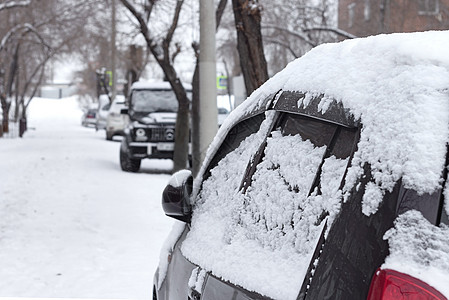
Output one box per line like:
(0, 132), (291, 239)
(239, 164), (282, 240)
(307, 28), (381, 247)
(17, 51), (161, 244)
(338, 0), (449, 37)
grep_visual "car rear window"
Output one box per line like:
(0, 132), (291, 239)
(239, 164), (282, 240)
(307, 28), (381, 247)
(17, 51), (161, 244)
(182, 111), (358, 300)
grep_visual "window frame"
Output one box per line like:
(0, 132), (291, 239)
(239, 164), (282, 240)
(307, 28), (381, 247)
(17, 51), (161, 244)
(418, 0), (439, 15)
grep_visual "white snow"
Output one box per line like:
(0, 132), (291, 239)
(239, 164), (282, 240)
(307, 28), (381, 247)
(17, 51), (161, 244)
(383, 210), (449, 296)
(0, 96), (174, 299)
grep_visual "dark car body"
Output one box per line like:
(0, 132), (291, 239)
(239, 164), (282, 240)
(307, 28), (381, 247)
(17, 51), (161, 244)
(154, 32), (449, 300)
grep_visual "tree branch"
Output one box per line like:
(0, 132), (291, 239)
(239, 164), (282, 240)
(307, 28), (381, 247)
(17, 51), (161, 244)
(262, 25), (317, 47)
(0, 23), (51, 53)
(119, 0), (153, 47)
(303, 27), (358, 39)
(0, 0), (31, 12)
(165, 0), (184, 47)
(216, 0), (228, 30)
(264, 38), (300, 58)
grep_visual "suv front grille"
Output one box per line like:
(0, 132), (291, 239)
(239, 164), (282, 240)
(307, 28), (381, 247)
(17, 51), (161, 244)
(150, 128), (168, 141)
(133, 125), (176, 142)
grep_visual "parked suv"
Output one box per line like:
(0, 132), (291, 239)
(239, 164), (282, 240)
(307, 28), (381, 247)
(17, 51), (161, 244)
(119, 81), (191, 172)
(154, 31), (449, 300)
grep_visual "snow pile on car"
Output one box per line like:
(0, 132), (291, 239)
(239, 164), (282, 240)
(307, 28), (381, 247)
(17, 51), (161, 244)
(383, 210), (449, 296)
(183, 112), (323, 299)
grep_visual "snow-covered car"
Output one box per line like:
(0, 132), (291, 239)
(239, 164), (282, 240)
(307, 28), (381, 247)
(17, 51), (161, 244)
(106, 95), (128, 140)
(119, 81), (191, 172)
(154, 31), (449, 300)
(95, 94), (111, 131)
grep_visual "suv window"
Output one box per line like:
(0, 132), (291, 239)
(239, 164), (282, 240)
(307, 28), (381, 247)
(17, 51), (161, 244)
(183, 111), (358, 299)
(131, 89), (178, 113)
(203, 113), (266, 181)
(237, 113), (357, 253)
(130, 89), (192, 113)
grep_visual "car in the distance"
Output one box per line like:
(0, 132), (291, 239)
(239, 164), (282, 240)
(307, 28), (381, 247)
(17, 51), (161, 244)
(106, 95), (128, 140)
(96, 94), (111, 131)
(81, 108), (97, 127)
(153, 31), (449, 300)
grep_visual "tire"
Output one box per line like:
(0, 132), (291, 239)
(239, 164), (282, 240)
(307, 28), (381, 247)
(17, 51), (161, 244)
(106, 131), (113, 141)
(120, 149), (141, 172)
(153, 286), (158, 300)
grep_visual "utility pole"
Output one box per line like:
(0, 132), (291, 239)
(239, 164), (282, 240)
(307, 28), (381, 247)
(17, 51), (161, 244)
(199, 0), (217, 164)
(111, 0), (117, 102)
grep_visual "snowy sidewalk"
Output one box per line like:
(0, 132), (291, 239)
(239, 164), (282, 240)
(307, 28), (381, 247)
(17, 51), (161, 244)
(0, 97), (174, 299)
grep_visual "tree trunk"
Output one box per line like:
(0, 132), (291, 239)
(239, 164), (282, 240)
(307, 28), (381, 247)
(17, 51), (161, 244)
(1, 100), (9, 134)
(158, 60), (190, 172)
(0, 67), (8, 134)
(231, 0), (268, 95)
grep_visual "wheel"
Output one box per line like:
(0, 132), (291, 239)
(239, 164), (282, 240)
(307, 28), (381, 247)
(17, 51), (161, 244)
(106, 131), (113, 141)
(120, 148), (141, 172)
(153, 286), (158, 300)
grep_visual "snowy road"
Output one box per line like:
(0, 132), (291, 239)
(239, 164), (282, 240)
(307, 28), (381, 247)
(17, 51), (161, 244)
(0, 97), (175, 299)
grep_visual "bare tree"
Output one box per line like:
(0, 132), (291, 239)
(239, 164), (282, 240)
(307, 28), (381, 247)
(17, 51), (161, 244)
(261, 0), (355, 75)
(119, 0), (192, 172)
(0, 23), (43, 134)
(0, 0), (103, 137)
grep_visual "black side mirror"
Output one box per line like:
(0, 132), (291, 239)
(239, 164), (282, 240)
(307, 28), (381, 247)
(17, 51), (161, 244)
(120, 108), (129, 115)
(162, 170), (193, 223)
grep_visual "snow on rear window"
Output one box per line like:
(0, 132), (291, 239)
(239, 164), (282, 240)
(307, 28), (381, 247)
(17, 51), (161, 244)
(382, 210), (449, 297)
(182, 116), (349, 300)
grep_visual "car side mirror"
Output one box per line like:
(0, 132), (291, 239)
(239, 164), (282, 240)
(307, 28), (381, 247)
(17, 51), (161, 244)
(120, 108), (128, 115)
(162, 170), (193, 223)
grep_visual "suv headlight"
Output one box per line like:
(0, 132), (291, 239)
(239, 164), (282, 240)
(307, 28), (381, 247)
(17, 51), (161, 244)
(135, 128), (148, 141)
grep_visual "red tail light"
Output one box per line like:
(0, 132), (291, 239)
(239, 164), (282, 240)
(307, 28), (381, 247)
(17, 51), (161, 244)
(367, 268), (447, 300)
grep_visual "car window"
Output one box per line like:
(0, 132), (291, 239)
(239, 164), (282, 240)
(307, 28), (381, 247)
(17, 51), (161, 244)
(182, 111), (358, 299)
(238, 113), (356, 253)
(202, 113), (266, 182)
(130, 89), (190, 113)
(441, 206), (449, 225)
(396, 187), (442, 224)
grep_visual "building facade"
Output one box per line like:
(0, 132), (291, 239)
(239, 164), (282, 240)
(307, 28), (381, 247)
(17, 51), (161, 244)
(338, 0), (449, 37)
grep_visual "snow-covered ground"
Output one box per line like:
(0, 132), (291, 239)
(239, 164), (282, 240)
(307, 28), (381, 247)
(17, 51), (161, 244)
(0, 96), (175, 299)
